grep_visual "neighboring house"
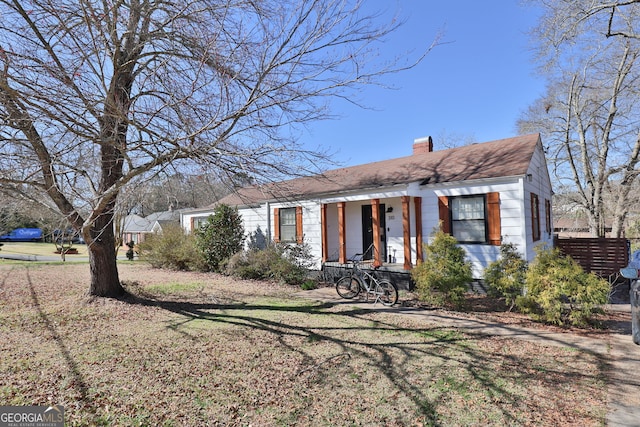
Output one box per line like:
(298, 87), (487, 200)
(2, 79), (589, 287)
(121, 214), (151, 244)
(145, 209), (182, 224)
(182, 134), (554, 278)
(121, 209), (183, 244)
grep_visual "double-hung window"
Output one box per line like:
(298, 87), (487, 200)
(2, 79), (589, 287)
(274, 206), (303, 244)
(438, 192), (501, 246)
(450, 195), (487, 243)
(279, 208), (297, 242)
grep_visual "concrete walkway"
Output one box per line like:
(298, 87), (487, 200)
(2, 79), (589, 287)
(0, 252), (92, 262)
(296, 287), (640, 427)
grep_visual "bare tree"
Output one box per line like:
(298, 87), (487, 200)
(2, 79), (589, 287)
(527, 0), (640, 42)
(0, 0), (434, 297)
(133, 172), (231, 216)
(520, 0), (640, 237)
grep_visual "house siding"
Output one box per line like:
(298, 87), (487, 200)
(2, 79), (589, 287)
(241, 205), (270, 246)
(522, 143), (554, 260)
(186, 175), (551, 278)
(238, 200), (323, 268)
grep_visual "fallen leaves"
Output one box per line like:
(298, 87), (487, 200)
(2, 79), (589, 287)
(0, 263), (608, 426)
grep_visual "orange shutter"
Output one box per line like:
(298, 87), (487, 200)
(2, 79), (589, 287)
(438, 196), (450, 234)
(273, 208), (280, 243)
(487, 192), (501, 246)
(296, 206), (303, 244)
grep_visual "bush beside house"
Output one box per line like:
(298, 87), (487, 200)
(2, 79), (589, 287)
(517, 247), (610, 327)
(138, 224), (203, 271)
(484, 242), (528, 311)
(139, 206), (610, 326)
(485, 244), (610, 327)
(195, 204), (245, 272)
(411, 232), (610, 327)
(411, 229), (473, 308)
(224, 243), (315, 286)
(139, 204), (315, 287)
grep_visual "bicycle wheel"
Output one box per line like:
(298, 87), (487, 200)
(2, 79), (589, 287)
(375, 280), (398, 306)
(336, 275), (361, 299)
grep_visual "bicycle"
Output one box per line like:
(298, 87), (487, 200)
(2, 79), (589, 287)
(335, 252), (398, 306)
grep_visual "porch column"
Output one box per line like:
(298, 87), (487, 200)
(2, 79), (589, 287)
(371, 198), (382, 267)
(338, 202), (347, 264)
(402, 195), (412, 270)
(414, 197), (423, 264)
(321, 204), (328, 262)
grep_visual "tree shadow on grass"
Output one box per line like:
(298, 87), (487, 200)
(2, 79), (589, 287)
(117, 286), (607, 426)
(24, 268), (93, 416)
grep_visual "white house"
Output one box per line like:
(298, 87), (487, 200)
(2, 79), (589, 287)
(182, 134), (554, 279)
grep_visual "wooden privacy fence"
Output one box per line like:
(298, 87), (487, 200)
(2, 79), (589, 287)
(554, 237), (630, 279)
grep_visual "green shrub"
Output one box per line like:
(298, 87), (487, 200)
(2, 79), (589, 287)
(484, 242), (527, 311)
(225, 247), (280, 280)
(195, 204), (245, 272)
(516, 247), (610, 326)
(411, 229), (473, 308)
(225, 243), (315, 286)
(138, 224), (202, 271)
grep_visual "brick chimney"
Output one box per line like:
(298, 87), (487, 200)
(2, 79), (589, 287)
(413, 136), (433, 155)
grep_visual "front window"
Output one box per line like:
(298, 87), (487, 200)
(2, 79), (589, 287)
(279, 208), (297, 242)
(451, 195), (487, 243)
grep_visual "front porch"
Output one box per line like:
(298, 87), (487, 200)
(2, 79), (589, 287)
(320, 261), (488, 293)
(320, 196), (424, 272)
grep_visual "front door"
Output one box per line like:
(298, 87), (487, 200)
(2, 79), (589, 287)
(361, 204), (386, 261)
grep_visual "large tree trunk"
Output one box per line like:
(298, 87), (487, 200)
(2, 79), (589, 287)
(87, 213), (124, 297)
(87, 59), (132, 297)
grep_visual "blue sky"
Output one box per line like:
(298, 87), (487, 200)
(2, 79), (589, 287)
(299, 1), (546, 167)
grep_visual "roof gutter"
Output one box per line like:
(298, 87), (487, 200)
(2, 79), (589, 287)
(419, 174), (529, 188)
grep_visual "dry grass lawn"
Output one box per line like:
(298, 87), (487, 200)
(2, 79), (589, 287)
(0, 262), (608, 426)
(0, 241), (89, 256)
